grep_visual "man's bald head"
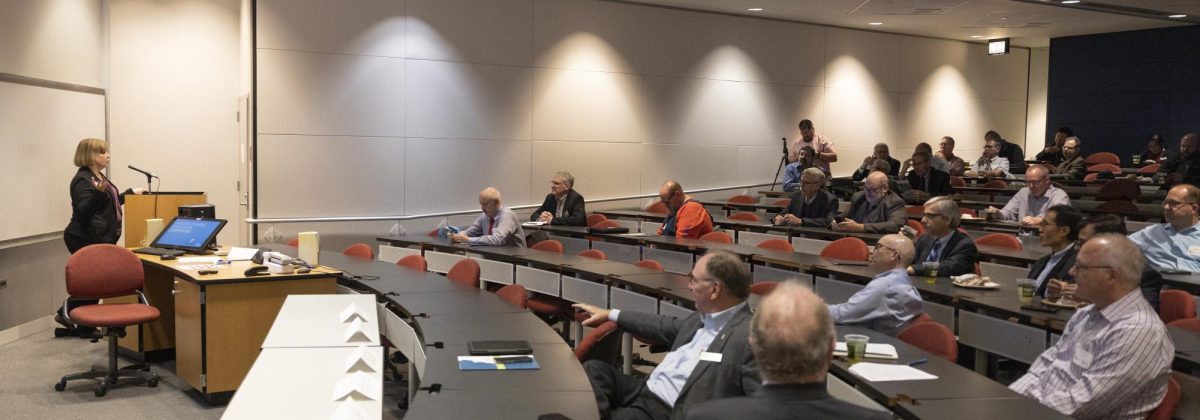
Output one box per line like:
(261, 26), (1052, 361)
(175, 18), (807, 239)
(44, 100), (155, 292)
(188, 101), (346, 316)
(751, 280), (834, 384)
(878, 234), (915, 267)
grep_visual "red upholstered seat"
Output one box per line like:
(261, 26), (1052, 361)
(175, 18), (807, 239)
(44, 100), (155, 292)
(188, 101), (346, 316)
(495, 284), (528, 309)
(1084, 152), (1120, 166)
(980, 179), (1008, 189)
(728, 212), (760, 222)
(1168, 318), (1200, 333)
(70, 304), (160, 328)
(343, 243), (374, 260)
(646, 201), (669, 214)
(757, 239), (794, 252)
(950, 176), (966, 188)
(634, 260), (664, 271)
(1160, 290), (1197, 324)
(586, 213), (608, 228)
(1146, 377), (1181, 420)
(578, 249), (607, 260)
(1088, 163), (1121, 174)
(906, 219), (925, 237)
(531, 240), (564, 254)
(772, 198), (791, 207)
(727, 194), (756, 204)
(699, 231), (733, 244)
(820, 237), (869, 261)
(750, 281), (778, 296)
(959, 208), (977, 217)
(447, 259), (481, 288)
(396, 255), (427, 272)
(906, 205), (925, 217)
(898, 320), (957, 363)
(575, 321), (621, 364)
(976, 233), (1022, 250)
(287, 238), (299, 247)
(1096, 178), (1140, 202)
(592, 220), (621, 229)
(1137, 163), (1161, 174)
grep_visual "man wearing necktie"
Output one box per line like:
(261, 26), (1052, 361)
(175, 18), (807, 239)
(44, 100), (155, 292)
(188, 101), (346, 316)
(450, 187), (526, 247)
(908, 197), (977, 277)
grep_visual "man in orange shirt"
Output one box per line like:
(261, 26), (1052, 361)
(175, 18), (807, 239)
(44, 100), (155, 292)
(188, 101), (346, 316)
(657, 180), (714, 239)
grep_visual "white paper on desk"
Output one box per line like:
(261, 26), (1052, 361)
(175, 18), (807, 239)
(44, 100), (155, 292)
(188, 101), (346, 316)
(330, 402), (370, 420)
(522, 221), (548, 226)
(177, 256), (220, 264)
(848, 362), (938, 382)
(340, 303), (370, 323)
(344, 318), (372, 344)
(225, 246), (259, 261)
(345, 345), (381, 373)
(833, 343), (899, 360)
(332, 372), (381, 402)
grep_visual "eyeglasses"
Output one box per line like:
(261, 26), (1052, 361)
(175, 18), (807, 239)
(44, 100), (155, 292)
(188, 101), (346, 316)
(871, 243), (899, 256)
(688, 275), (716, 286)
(921, 212), (942, 219)
(1164, 199), (1197, 209)
(801, 180), (823, 185)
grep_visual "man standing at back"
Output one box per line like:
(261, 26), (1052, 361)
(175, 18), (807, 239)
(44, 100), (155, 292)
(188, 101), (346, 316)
(788, 119), (838, 174)
(657, 180), (713, 239)
(683, 281), (890, 420)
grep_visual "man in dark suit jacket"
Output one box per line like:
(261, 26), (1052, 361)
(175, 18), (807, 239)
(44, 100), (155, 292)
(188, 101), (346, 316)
(909, 197), (978, 277)
(852, 143), (901, 181)
(683, 282), (890, 420)
(1049, 137), (1086, 181)
(530, 171), (586, 226)
(772, 167), (838, 228)
(902, 151), (953, 203)
(835, 171), (906, 234)
(1027, 205), (1082, 298)
(574, 250), (761, 419)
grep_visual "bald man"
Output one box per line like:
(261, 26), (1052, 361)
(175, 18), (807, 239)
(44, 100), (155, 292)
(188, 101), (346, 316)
(683, 281), (890, 420)
(1011, 235), (1172, 419)
(657, 180), (714, 239)
(985, 165), (1070, 226)
(449, 187), (526, 247)
(835, 171), (906, 233)
(828, 234), (923, 335)
(1129, 183), (1200, 272)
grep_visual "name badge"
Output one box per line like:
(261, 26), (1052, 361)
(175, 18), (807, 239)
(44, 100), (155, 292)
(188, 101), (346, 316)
(699, 352), (723, 363)
(1188, 245), (1200, 257)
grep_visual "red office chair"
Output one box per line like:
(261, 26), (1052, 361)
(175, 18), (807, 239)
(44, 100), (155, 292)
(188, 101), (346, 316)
(728, 212), (760, 222)
(910, 313), (933, 325)
(446, 259), (481, 288)
(699, 231), (733, 244)
(343, 243), (374, 260)
(646, 201), (669, 214)
(1083, 172), (1099, 183)
(1147, 377), (1181, 420)
(757, 239), (794, 252)
(750, 281), (778, 296)
(980, 179), (1008, 189)
(531, 240), (564, 254)
(1168, 318), (1200, 332)
(897, 320), (957, 363)
(1159, 290), (1197, 324)
(1096, 178), (1141, 202)
(906, 219), (926, 237)
(592, 220), (621, 229)
(976, 233), (1022, 250)
(906, 205), (925, 217)
(1088, 163), (1122, 174)
(950, 176), (966, 188)
(1138, 163), (1161, 174)
(634, 260), (664, 271)
(578, 249), (607, 260)
(586, 213), (608, 228)
(495, 284), (528, 309)
(820, 237), (869, 261)
(396, 255), (428, 272)
(1085, 152), (1120, 166)
(574, 321), (621, 365)
(54, 245), (161, 397)
(287, 238), (299, 247)
(772, 198), (791, 207)
(727, 194), (756, 204)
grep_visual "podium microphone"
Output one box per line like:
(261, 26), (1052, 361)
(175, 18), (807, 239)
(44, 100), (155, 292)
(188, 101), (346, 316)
(128, 165), (158, 192)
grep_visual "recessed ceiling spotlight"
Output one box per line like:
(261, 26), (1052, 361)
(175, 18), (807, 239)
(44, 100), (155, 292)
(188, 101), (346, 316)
(1061, 1), (1080, 4)
(971, 35), (984, 38)
(747, 7), (764, 11)
(869, 22), (884, 25)
(1169, 14), (1187, 18)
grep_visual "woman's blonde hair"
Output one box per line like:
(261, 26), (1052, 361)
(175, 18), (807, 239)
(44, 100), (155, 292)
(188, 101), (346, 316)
(73, 138), (108, 168)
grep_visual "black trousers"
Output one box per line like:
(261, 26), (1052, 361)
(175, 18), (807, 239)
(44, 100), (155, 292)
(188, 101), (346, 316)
(583, 360), (672, 420)
(58, 233), (102, 326)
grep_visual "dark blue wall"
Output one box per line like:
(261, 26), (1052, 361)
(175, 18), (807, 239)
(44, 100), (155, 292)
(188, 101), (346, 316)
(1046, 25), (1200, 166)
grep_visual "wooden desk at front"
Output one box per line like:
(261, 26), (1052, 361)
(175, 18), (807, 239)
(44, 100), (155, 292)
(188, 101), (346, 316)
(121, 254), (338, 403)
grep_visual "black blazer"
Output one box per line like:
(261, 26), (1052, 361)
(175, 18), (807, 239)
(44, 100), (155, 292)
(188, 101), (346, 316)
(912, 230), (978, 277)
(774, 190), (839, 228)
(851, 156), (902, 181)
(683, 382), (891, 420)
(844, 191), (906, 233)
(1028, 245), (1078, 298)
(64, 167), (129, 245)
(905, 167), (954, 197)
(617, 304), (761, 418)
(529, 189), (586, 226)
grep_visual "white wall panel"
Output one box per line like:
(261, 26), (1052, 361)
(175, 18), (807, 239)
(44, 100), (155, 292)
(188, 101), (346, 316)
(530, 142), (641, 200)
(405, 60), (533, 141)
(407, 0), (533, 66)
(736, 146), (784, 186)
(898, 37), (970, 95)
(404, 139), (532, 214)
(639, 144), (738, 193)
(825, 28), (902, 93)
(533, 0), (660, 74)
(636, 8), (739, 79)
(734, 18), (826, 87)
(967, 47), (1030, 102)
(257, 135), (405, 218)
(822, 87), (900, 157)
(532, 68), (644, 143)
(642, 77), (778, 146)
(257, 49), (405, 137)
(0, 0), (103, 87)
(256, 0), (405, 57)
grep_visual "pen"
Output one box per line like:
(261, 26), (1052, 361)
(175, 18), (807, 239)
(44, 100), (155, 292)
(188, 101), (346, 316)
(908, 358), (928, 367)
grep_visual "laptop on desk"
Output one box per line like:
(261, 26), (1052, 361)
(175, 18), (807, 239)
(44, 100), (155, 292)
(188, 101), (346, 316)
(134, 217), (227, 257)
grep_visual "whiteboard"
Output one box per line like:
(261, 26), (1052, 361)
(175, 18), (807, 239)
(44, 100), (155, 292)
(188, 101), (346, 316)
(0, 81), (106, 242)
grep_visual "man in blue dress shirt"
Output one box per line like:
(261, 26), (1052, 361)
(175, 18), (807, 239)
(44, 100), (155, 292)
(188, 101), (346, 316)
(828, 234), (923, 335)
(1129, 183), (1200, 272)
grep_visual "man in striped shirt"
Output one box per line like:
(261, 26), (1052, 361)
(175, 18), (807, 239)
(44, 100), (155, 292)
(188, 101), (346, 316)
(1009, 234), (1173, 419)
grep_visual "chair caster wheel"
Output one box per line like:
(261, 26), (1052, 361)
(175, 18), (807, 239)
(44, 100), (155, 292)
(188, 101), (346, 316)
(148, 378), (159, 388)
(54, 381), (66, 392)
(94, 387), (107, 397)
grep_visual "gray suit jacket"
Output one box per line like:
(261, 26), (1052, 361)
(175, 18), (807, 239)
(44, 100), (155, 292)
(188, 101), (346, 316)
(845, 191), (907, 233)
(1050, 155), (1086, 180)
(616, 304), (761, 418)
(912, 230), (978, 277)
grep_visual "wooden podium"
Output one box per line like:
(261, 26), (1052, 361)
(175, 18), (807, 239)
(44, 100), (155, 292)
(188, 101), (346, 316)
(123, 192), (207, 247)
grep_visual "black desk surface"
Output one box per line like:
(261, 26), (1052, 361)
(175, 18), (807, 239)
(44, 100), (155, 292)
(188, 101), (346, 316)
(414, 312), (566, 346)
(562, 261), (667, 278)
(406, 390), (600, 420)
(895, 397), (1070, 420)
(421, 343), (593, 392)
(1169, 326), (1200, 352)
(1161, 273), (1200, 292)
(383, 289), (529, 316)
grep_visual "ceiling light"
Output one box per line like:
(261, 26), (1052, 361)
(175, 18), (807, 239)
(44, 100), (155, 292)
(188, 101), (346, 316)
(988, 38), (1011, 55)
(1061, 1), (1080, 4)
(1169, 14), (1187, 18)
(971, 35), (984, 38)
(747, 8), (763, 11)
(869, 22), (883, 25)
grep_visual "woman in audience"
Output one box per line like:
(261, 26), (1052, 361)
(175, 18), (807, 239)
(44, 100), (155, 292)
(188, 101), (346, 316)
(1140, 134), (1168, 165)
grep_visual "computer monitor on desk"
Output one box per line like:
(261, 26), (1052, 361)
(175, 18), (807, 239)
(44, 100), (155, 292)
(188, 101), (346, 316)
(149, 217), (227, 254)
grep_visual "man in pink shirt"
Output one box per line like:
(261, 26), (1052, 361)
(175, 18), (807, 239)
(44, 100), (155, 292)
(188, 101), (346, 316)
(788, 120), (837, 174)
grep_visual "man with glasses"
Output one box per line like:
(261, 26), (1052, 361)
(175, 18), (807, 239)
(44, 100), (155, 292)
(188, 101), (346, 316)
(531, 171), (586, 226)
(657, 180), (714, 239)
(773, 168), (838, 228)
(573, 250), (760, 419)
(1076, 214), (1163, 310)
(450, 187), (527, 247)
(986, 130), (1027, 174)
(902, 151), (953, 203)
(970, 138), (1012, 179)
(1129, 183), (1200, 272)
(909, 197), (977, 277)
(1010, 234), (1172, 419)
(835, 171), (906, 233)
(781, 146), (820, 192)
(852, 143), (901, 181)
(828, 234), (923, 335)
(1049, 137), (1086, 181)
(984, 165), (1070, 226)
(788, 119), (838, 174)
(1026, 205), (1082, 299)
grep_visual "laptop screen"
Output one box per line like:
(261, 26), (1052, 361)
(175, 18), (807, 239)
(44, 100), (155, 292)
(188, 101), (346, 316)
(151, 218), (227, 252)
